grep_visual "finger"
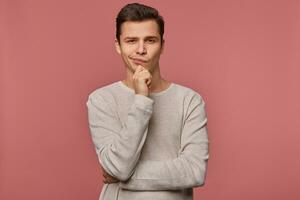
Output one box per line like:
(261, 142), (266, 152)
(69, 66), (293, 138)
(104, 178), (118, 184)
(146, 78), (151, 86)
(104, 177), (113, 183)
(104, 175), (115, 182)
(109, 179), (119, 183)
(107, 176), (118, 181)
(138, 65), (150, 72)
(133, 67), (144, 78)
(106, 179), (115, 183)
(138, 71), (152, 79)
(145, 75), (153, 84)
(102, 170), (108, 178)
(136, 65), (144, 72)
(104, 173), (117, 180)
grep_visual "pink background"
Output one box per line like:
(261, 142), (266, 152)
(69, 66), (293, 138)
(1, 0), (300, 199)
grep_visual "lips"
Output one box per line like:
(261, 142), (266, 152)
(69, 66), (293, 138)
(131, 57), (147, 63)
(133, 60), (146, 65)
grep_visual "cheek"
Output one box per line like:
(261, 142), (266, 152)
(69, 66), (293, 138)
(120, 45), (135, 54)
(119, 48), (135, 66)
(150, 48), (162, 60)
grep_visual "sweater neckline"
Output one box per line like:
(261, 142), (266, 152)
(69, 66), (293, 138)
(118, 80), (174, 97)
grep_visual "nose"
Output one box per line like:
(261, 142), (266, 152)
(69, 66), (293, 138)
(136, 41), (146, 55)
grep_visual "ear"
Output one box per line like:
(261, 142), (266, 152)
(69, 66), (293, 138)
(160, 39), (165, 54)
(114, 38), (121, 54)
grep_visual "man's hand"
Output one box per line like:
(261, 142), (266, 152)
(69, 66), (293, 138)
(101, 165), (120, 184)
(133, 65), (152, 97)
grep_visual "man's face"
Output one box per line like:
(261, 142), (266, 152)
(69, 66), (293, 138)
(115, 19), (164, 74)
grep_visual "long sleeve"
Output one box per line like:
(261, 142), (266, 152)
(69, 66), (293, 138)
(119, 93), (209, 190)
(86, 92), (154, 181)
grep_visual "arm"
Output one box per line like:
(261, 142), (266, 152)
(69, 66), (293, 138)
(86, 93), (154, 181)
(119, 93), (210, 190)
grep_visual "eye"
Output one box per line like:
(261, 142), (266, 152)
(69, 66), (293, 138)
(147, 39), (156, 43)
(126, 40), (136, 43)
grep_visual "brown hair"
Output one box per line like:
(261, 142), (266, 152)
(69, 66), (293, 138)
(115, 3), (165, 45)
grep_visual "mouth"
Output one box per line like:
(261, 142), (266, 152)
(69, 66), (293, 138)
(131, 58), (147, 65)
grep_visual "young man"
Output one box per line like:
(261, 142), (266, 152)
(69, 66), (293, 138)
(86, 3), (209, 200)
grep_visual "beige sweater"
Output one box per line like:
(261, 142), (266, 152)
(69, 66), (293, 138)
(86, 80), (209, 200)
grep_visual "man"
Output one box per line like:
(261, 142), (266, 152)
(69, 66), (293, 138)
(86, 3), (209, 200)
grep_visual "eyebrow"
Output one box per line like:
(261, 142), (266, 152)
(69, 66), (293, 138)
(123, 36), (159, 40)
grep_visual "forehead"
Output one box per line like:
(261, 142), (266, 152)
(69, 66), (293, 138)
(120, 20), (160, 38)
